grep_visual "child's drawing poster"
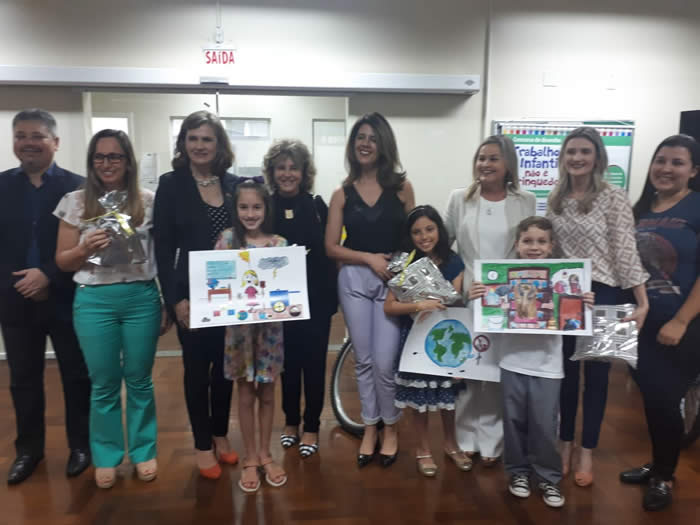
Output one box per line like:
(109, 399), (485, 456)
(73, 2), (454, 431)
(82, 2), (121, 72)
(398, 307), (500, 382)
(473, 258), (592, 335)
(188, 246), (309, 329)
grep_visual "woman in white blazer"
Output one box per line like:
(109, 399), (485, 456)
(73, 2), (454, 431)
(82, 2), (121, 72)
(444, 135), (536, 464)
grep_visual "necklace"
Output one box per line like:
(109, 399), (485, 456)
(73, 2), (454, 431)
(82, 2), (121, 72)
(193, 175), (218, 187)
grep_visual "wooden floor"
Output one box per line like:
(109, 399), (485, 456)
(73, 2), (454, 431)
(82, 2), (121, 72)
(1, 349), (698, 524)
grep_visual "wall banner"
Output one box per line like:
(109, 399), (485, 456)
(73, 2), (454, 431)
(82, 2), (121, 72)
(493, 120), (635, 215)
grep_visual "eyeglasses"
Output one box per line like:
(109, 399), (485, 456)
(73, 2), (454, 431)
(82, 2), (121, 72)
(93, 153), (126, 164)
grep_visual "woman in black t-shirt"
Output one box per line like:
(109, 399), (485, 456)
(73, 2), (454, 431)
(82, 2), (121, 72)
(620, 134), (700, 511)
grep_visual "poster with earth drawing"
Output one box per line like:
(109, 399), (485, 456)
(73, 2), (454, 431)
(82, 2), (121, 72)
(398, 307), (500, 382)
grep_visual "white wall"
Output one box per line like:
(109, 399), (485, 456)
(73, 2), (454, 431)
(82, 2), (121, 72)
(0, 87), (86, 174)
(90, 91), (346, 196)
(0, 1), (484, 74)
(349, 95), (479, 211)
(488, 0), (700, 202)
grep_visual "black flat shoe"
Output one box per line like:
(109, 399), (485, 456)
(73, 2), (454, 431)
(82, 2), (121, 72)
(7, 454), (44, 485)
(620, 463), (653, 485)
(643, 477), (673, 511)
(357, 438), (380, 468)
(66, 448), (91, 477)
(380, 450), (399, 468)
(357, 451), (375, 468)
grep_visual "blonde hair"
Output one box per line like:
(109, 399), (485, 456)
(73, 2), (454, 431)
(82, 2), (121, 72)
(242, 269), (259, 286)
(465, 135), (521, 201)
(548, 127), (609, 215)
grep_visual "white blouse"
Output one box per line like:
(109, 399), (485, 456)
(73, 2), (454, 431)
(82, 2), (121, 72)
(53, 189), (157, 285)
(478, 197), (509, 259)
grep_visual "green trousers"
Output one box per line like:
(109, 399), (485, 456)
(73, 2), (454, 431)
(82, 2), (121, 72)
(73, 280), (161, 467)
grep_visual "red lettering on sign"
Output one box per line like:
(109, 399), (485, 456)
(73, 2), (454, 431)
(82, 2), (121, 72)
(204, 50), (235, 65)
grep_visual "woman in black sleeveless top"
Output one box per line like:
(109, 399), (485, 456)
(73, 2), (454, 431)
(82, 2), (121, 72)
(264, 139), (337, 458)
(325, 112), (415, 467)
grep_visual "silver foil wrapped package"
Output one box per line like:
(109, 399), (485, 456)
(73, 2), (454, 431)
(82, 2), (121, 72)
(387, 251), (412, 274)
(571, 304), (638, 368)
(387, 253), (461, 305)
(86, 191), (147, 266)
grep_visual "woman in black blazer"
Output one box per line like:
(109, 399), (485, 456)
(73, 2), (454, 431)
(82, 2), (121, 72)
(153, 111), (240, 479)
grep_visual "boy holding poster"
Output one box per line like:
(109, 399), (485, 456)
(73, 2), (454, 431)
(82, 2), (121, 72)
(469, 217), (593, 508)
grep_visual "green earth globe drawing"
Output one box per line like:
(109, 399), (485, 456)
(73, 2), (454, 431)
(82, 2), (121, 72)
(424, 319), (473, 368)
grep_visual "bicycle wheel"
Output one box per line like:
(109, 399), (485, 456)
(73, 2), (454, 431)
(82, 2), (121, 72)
(681, 374), (700, 449)
(330, 338), (365, 437)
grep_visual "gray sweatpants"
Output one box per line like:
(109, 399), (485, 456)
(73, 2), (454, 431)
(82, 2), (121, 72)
(338, 265), (401, 425)
(501, 368), (562, 484)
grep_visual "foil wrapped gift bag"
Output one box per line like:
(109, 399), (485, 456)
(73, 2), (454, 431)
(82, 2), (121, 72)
(387, 251), (461, 305)
(86, 190), (147, 266)
(571, 304), (638, 368)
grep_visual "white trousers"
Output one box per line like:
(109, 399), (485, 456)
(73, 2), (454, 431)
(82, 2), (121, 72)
(454, 379), (503, 458)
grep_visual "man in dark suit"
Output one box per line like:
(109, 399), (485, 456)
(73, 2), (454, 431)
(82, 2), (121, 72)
(0, 109), (91, 484)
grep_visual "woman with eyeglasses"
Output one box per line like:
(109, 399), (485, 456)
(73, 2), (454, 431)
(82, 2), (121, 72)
(153, 111), (242, 479)
(55, 129), (170, 488)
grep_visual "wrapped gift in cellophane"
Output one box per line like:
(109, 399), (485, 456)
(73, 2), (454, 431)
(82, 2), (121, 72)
(387, 251), (461, 305)
(86, 190), (147, 266)
(571, 304), (638, 368)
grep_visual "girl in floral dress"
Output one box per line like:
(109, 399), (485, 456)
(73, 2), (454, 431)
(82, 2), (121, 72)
(215, 180), (286, 492)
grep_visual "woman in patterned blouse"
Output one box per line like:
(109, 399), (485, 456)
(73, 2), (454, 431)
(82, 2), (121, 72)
(546, 127), (649, 487)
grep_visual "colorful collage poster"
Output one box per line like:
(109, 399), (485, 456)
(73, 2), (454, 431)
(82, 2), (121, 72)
(473, 259), (592, 336)
(188, 246), (309, 329)
(493, 121), (634, 215)
(398, 307), (500, 382)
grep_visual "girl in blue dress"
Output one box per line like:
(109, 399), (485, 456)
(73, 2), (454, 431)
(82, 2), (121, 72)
(384, 205), (471, 477)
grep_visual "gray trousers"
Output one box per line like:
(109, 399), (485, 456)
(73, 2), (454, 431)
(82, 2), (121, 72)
(501, 368), (562, 484)
(338, 265), (401, 425)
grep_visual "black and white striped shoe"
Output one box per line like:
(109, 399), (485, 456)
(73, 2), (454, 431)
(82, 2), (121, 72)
(280, 434), (299, 449)
(299, 443), (319, 458)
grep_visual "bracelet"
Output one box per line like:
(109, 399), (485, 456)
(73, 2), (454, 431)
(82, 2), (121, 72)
(415, 303), (420, 313)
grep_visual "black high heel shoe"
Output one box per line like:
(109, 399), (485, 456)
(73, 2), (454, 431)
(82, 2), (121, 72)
(380, 449), (399, 468)
(357, 438), (380, 468)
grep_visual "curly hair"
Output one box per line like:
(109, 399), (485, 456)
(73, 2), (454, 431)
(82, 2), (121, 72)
(262, 138), (316, 194)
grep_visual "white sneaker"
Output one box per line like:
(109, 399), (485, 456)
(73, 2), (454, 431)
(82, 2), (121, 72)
(508, 474), (531, 498)
(538, 481), (565, 508)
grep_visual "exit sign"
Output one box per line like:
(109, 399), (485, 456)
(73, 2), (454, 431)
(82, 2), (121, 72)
(203, 47), (236, 65)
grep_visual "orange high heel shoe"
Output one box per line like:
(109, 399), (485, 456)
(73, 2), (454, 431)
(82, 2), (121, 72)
(213, 439), (239, 465)
(199, 462), (222, 480)
(197, 448), (222, 480)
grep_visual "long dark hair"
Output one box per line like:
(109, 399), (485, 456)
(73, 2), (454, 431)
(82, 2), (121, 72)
(403, 205), (452, 265)
(230, 180), (275, 248)
(84, 129), (144, 226)
(172, 110), (234, 176)
(343, 112), (406, 191)
(632, 134), (700, 221)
